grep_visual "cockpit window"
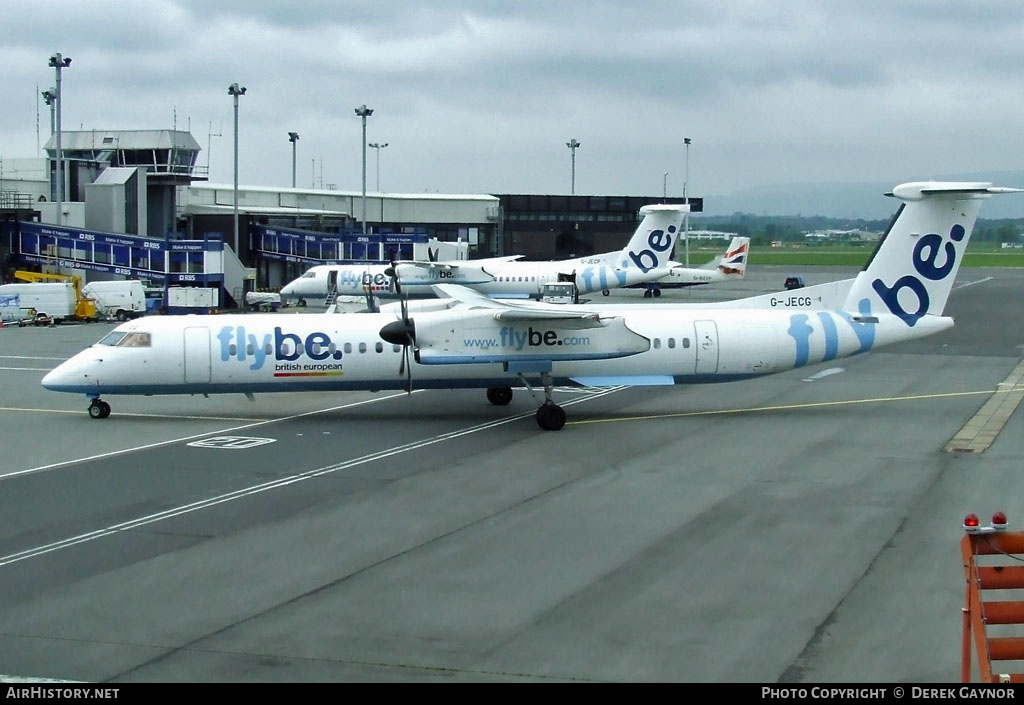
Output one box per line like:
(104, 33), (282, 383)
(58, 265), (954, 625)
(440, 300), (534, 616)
(301, 270), (318, 279)
(97, 331), (128, 346)
(116, 332), (152, 348)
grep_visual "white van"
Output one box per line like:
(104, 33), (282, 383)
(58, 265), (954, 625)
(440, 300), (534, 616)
(80, 280), (146, 321)
(0, 282), (77, 323)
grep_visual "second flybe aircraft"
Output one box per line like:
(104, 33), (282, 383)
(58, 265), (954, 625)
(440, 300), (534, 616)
(279, 204), (744, 304)
(43, 182), (1019, 430)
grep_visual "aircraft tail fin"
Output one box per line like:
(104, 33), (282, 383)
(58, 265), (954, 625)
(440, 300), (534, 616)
(841, 182), (1022, 324)
(715, 236), (750, 277)
(605, 204), (689, 272)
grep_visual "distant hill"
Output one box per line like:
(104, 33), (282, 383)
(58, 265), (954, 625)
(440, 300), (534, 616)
(698, 170), (1024, 220)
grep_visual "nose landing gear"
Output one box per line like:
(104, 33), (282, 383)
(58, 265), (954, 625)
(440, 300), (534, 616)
(88, 398), (111, 419)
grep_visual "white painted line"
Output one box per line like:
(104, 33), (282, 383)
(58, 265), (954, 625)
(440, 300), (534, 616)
(953, 276), (993, 290)
(0, 355), (68, 360)
(0, 387), (622, 567)
(187, 436), (277, 449)
(0, 392), (416, 481)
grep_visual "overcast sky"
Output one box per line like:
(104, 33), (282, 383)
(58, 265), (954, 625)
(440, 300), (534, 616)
(3, 1), (1024, 216)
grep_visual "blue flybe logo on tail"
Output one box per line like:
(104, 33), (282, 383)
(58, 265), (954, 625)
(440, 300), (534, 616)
(871, 224), (964, 327)
(216, 325), (343, 372)
(628, 225), (677, 273)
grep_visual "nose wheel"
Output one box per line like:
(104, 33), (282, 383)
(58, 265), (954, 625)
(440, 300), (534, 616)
(88, 399), (111, 419)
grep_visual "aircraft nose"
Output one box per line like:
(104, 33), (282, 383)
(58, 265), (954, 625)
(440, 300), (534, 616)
(41, 360), (75, 390)
(41, 355), (96, 392)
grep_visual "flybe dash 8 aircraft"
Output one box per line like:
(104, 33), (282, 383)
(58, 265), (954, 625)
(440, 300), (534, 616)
(42, 182), (1020, 430)
(279, 204), (742, 304)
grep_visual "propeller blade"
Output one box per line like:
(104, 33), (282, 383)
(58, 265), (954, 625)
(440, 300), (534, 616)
(404, 346), (412, 393)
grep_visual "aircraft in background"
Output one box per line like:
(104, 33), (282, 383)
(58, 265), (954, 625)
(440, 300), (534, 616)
(630, 235), (750, 297)
(42, 182), (1020, 430)
(280, 204), (701, 305)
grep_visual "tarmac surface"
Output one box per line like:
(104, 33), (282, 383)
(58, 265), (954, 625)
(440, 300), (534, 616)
(1, 265), (1023, 683)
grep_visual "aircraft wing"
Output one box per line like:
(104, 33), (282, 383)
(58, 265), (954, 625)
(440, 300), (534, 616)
(431, 283), (606, 328)
(398, 255), (524, 270)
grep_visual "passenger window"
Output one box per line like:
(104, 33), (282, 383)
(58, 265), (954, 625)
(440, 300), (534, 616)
(682, 337), (690, 348)
(668, 338), (676, 349)
(344, 342), (352, 354)
(375, 342), (383, 353)
(653, 338), (661, 349)
(264, 343), (273, 356)
(359, 342), (367, 353)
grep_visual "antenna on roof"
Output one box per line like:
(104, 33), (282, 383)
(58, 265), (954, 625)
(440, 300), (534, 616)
(207, 120), (222, 172)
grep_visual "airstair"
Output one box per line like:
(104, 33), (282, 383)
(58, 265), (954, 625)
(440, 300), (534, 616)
(324, 285), (339, 310)
(960, 512), (1024, 682)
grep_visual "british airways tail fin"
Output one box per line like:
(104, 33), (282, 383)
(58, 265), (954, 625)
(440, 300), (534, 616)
(841, 182), (1022, 324)
(605, 204), (690, 272)
(715, 236), (750, 277)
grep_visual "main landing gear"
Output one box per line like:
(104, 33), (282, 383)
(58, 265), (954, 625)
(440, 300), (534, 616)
(88, 397), (111, 419)
(486, 372), (567, 432)
(643, 286), (662, 298)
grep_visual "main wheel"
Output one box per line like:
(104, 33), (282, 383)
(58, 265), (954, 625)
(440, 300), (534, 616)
(602, 289), (610, 296)
(653, 288), (661, 297)
(535, 402), (566, 431)
(487, 387), (513, 406)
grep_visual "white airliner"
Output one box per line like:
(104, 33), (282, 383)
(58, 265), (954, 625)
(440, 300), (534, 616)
(635, 235), (749, 297)
(278, 204), (744, 304)
(42, 181), (1020, 430)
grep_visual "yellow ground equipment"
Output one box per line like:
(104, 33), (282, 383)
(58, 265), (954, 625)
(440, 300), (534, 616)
(14, 270), (98, 321)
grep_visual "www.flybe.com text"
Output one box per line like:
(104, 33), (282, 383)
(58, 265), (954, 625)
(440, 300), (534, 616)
(465, 326), (591, 351)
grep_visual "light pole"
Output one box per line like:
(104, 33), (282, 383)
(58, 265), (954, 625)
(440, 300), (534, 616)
(41, 88), (56, 136)
(566, 138), (580, 194)
(228, 82), (246, 255)
(354, 105), (373, 236)
(684, 137), (691, 267)
(368, 142), (388, 191)
(48, 53), (70, 226)
(663, 172), (668, 200)
(288, 132), (299, 188)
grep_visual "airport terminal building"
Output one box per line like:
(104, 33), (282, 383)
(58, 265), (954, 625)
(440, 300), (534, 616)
(0, 128), (700, 308)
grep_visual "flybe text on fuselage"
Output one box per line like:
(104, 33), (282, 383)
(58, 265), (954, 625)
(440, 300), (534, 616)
(216, 325), (344, 372)
(336, 270), (390, 292)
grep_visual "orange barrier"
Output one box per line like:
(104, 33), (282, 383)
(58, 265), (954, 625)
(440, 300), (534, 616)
(961, 513), (1024, 683)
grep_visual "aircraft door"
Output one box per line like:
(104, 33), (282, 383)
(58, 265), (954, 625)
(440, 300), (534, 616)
(693, 320), (719, 375)
(327, 270), (338, 293)
(184, 326), (212, 384)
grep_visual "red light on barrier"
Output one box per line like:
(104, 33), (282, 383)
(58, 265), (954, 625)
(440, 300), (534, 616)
(992, 511), (1008, 529)
(964, 513), (980, 528)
